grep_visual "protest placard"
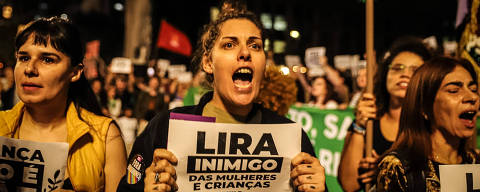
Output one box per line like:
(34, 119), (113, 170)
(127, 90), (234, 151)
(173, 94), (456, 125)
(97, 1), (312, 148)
(440, 164), (480, 192)
(111, 57), (132, 74)
(0, 136), (68, 192)
(305, 47), (326, 69)
(177, 72), (193, 83)
(287, 106), (354, 192)
(157, 59), (171, 76)
(167, 119), (301, 192)
(167, 65), (187, 79)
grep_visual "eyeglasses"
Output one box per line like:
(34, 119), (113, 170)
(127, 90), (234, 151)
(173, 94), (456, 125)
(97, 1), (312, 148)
(388, 64), (420, 73)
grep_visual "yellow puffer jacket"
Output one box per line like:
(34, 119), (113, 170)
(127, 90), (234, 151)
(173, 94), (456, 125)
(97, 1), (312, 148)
(0, 102), (112, 191)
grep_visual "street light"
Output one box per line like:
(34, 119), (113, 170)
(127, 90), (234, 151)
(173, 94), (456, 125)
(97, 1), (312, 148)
(290, 30), (300, 39)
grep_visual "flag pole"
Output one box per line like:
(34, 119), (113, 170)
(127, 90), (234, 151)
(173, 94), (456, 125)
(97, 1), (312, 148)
(365, 0), (375, 191)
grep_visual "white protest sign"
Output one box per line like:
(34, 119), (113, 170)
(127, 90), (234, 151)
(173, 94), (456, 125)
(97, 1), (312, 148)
(351, 60), (366, 76)
(0, 136), (68, 191)
(167, 119), (301, 192)
(334, 55), (359, 72)
(110, 57), (132, 74)
(177, 72), (193, 83)
(305, 47), (326, 69)
(424, 36), (438, 50)
(440, 164), (480, 192)
(443, 41), (458, 55)
(167, 65), (187, 79)
(157, 59), (171, 76)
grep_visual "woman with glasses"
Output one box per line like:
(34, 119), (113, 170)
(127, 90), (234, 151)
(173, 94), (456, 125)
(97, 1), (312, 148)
(338, 37), (432, 191)
(377, 56), (480, 191)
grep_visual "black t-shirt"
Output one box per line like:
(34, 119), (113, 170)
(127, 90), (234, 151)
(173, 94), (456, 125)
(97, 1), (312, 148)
(348, 119), (394, 155)
(372, 120), (394, 155)
(117, 92), (320, 192)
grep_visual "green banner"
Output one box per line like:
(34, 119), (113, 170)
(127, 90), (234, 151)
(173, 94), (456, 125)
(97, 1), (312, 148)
(287, 105), (354, 192)
(287, 105), (480, 191)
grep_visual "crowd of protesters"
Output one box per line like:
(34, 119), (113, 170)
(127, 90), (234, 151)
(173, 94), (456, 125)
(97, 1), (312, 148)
(0, 0), (479, 190)
(0, 35), (465, 156)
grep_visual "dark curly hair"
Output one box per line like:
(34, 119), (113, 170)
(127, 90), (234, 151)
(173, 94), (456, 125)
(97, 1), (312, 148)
(191, 3), (265, 87)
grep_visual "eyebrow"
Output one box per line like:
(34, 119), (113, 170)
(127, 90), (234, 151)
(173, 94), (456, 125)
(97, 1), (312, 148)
(391, 63), (418, 67)
(468, 81), (477, 87)
(17, 51), (60, 60)
(444, 81), (462, 87)
(221, 36), (262, 41)
(41, 53), (60, 59)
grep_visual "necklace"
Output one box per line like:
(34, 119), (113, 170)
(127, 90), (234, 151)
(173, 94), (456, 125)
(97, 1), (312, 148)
(431, 153), (462, 164)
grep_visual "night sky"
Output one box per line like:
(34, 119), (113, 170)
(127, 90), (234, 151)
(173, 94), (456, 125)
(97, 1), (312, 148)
(0, 0), (459, 69)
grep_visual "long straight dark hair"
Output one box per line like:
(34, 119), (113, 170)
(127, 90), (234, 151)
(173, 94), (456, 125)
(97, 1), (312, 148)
(390, 56), (477, 170)
(15, 17), (103, 118)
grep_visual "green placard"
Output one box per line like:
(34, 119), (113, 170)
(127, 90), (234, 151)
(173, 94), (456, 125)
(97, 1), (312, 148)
(287, 105), (354, 192)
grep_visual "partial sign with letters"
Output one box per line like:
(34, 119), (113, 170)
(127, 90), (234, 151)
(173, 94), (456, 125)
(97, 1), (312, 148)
(110, 57), (132, 74)
(305, 47), (326, 69)
(167, 65), (187, 79)
(440, 164), (480, 192)
(0, 136), (68, 192)
(287, 106), (354, 192)
(167, 119), (301, 192)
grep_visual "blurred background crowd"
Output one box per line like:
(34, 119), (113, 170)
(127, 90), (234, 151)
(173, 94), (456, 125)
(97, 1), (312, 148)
(0, 0), (476, 156)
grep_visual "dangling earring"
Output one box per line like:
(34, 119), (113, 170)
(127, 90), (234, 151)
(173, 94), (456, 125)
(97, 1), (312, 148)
(422, 113), (428, 120)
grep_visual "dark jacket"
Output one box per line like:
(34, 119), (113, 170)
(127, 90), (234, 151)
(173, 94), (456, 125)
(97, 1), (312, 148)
(118, 92), (317, 191)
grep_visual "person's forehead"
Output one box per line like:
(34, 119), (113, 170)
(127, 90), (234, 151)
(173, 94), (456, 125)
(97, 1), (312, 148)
(219, 19), (261, 37)
(442, 66), (472, 83)
(391, 52), (422, 64)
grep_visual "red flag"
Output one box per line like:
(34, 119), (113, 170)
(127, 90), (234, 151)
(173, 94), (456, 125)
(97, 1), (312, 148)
(156, 20), (192, 56)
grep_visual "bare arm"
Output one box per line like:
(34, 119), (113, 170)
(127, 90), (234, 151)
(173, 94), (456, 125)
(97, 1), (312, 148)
(105, 123), (127, 192)
(127, 66), (136, 93)
(338, 93), (377, 191)
(321, 60), (349, 102)
(338, 131), (365, 192)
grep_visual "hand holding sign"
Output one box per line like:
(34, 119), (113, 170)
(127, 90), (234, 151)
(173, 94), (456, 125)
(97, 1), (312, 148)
(144, 149), (178, 192)
(291, 152), (326, 192)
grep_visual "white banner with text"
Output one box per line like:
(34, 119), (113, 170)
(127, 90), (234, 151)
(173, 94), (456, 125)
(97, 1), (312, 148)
(0, 136), (68, 192)
(167, 120), (301, 192)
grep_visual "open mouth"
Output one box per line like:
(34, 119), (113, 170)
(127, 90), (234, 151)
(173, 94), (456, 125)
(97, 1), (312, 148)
(459, 111), (476, 120)
(232, 67), (253, 89)
(397, 81), (409, 89)
(459, 110), (477, 128)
